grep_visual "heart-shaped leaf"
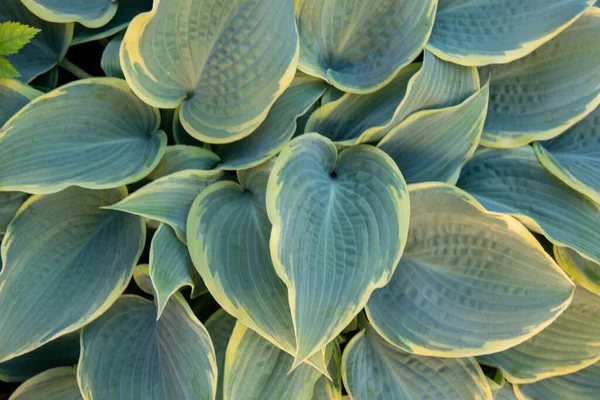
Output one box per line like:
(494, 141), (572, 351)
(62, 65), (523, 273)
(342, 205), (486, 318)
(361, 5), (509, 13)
(10, 367), (83, 400)
(21, 0), (117, 28)
(121, 0), (299, 143)
(266, 134), (410, 367)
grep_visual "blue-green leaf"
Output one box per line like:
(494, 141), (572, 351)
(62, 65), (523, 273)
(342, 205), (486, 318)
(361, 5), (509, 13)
(428, 0), (595, 66)
(266, 134), (410, 367)
(457, 146), (600, 267)
(0, 331), (79, 383)
(513, 362), (600, 400)
(205, 309), (237, 400)
(0, 187), (144, 362)
(377, 82), (489, 184)
(0, 1), (72, 82)
(224, 321), (322, 400)
(21, 0), (117, 28)
(305, 52), (479, 145)
(10, 367), (82, 400)
(100, 33), (124, 79)
(312, 340), (343, 400)
(341, 320), (493, 400)
(296, 0), (437, 93)
(478, 284), (600, 384)
(554, 246), (600, 295)
(107, 170), (226, 243)
(150, 224), (206, 318)
(478, 8), (600, 148)
(0, 78), (42, 125)
(533, 104), (600, 204)
(366, 183), (574, 357)
(147, 145), (220, 180)
(0, 78), (167, 194)
(78, 294), (217, 400)
(121, 0), (299, 143)
(0, 191), (27, 234)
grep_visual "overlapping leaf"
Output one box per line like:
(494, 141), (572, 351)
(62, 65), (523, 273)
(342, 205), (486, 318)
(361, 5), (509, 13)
(205, 309), (237, 400)
(0, 79), (41, 125)
(100, 34), (124, 79)
(305, 52), (479, 145)
(147, 145), (220, 180)
(479, 8), (600, 148)
(121, 0), (299, 143)
(295, 0), (437, 93)
(10, 367), (82, 400)
(266, 134), (410, 367)
(224, 322), (322, 400)
(554, 246), (600, 295)
(0, 78), (167, 194)
(78, 294), (217, 400)
(1, 0), (73, 82)
(366, 183), (574, 357)
(0, 187), (144, 362)
(478, 285), (600, 383)
(21, 0), (117, 28)
(427, 0), (595, 66)
(341, 319), (493, 400)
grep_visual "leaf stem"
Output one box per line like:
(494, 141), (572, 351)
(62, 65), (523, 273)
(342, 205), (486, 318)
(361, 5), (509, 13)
(59, 58), (93, 80)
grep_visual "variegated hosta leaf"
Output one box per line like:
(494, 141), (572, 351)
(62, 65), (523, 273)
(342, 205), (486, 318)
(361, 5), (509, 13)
(478, 284), (600, 384)
(0, 78), (167, 194)
(479, 8), (600, 148)
(305, 52), (479, 145)
(121, 0), (299, 144)
(366, 183), (574, 357)
(533, 104), (600, 204)
(132, 264), (153, 294)
(149, 224), (206, 318)
(72, 0), (153, 45)
(21, 0), (117, 28)
(187, 160), (330, 376)
(377, 83), (489, 184)
(0, 79), (42, 125)
(295, 0), (437, 93)
(320, 86), (344, 105)
(10, 367), (83, 400)
(266, 134), (410, 367)
(100, 34), (124, 79)
(341, 320), (493, 400)
(554, 246), (600, 295)
(0, 192), (27, 234)
(0, 0), (73, 82)
(107, 169), (226, 243)
(147, 145), (220, 180)
(205, 309), (237, 400)
(224, 322), (322, 400)
(0, 331), (79, 383)
(212, 73), (329, 170)
(495, 385), (519, 400)
(0, 187), (144, 362)
(78, 294), (217, 400)
(513, 361), (600, 400)
(312, 340), (343, 400)
(457, 146), (600, 266)
(427, 0), (595, 66)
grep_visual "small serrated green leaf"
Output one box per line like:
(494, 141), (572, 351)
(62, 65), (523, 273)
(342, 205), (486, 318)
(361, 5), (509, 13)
(0, 56), (19, 78)
(0, 22), (40, 56)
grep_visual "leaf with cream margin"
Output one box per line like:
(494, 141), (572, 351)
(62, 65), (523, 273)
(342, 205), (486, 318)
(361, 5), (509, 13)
(147, 145), (220, 180)
(10, 367), (82, 400)
(533, 104), (600, 204)
(72, 0), (153, 45)
(478, 8), (600, 148)
(312, 339), (343, 400)
(478, 284), (600, 384)
(205, 309), (237, 400)
(266, 134), (410, 368)
(212, 73), (329, 170)
(132, 264), (153, 295)
(149, 224), (206, 318)
(366, 183), (574, 357)
(21, 0), (117, 28)
(106, 169), (226, 243)
(78, 294), (217, 400)
(341, 319), (493, 400)
(427, 0), (595, 66)
(0, 1), (73, 82)
(187, 160), (330, 376)
(377, 82), (489, 184)
(0, 78), (42, 125)
(121, 0), (299, 143)
(457, 146), (600, 267)
(0, 78), (167, 194)
(305, 52), (479, 145)
(513, 361), (600, 400)
(224, 321), (322, 400)
(0, 186), (145, 363)
(554, 246), (600, 295)
(295, 0), (437, 93)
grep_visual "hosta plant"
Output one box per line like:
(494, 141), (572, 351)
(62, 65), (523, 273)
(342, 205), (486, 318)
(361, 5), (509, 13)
(2, 0), (600, 399)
